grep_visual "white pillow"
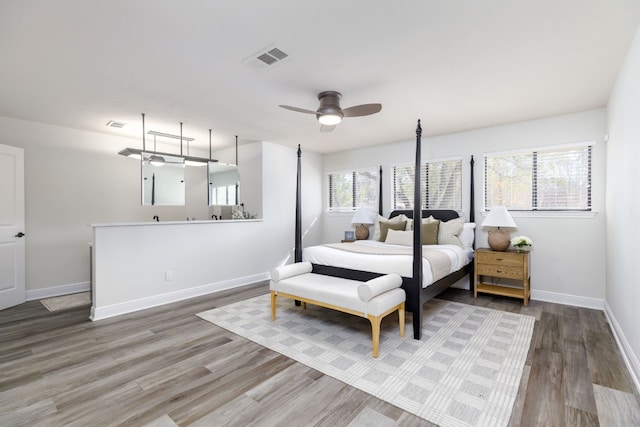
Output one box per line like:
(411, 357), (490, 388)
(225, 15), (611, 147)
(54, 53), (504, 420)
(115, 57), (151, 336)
(438, 217), (465, 247)
(357, 273), (402, 301)
(384, 229), (413, 246)
(459, 222), (476, 249)
(372, 214), (408, 241)
(270, 262), (312, 282)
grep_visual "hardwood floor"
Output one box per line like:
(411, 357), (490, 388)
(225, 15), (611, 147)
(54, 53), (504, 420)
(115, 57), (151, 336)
(1, 283), (639, 426)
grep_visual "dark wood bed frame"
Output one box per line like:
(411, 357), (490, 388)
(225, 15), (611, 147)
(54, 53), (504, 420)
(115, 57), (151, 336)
(294, 121), (476, 340)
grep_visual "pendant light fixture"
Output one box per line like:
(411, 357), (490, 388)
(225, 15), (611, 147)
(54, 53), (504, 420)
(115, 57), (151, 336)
(148, 155), (165, 167)
(148, 124), (165, 166)
(118, 113), (211, 166)
(183, 121), (207, 167)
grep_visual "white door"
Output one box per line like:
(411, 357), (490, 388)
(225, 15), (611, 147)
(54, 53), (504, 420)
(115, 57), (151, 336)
(0, 144), (25, 311)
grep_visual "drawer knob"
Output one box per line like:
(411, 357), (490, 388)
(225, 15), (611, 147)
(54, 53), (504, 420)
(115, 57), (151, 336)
(496, 258), (503, 261)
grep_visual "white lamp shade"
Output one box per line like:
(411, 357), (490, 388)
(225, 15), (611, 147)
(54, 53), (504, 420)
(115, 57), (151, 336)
(482, 206), (517, 228)
(351, 207), (375, 225)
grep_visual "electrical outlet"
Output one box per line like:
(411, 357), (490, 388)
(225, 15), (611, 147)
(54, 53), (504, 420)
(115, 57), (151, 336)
(165, 271), (173, 281)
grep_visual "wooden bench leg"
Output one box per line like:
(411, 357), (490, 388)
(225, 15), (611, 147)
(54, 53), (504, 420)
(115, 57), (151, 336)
(369, 303), (405, 358)
(270, 291), (277, 320)
(368, 315), (382, 358)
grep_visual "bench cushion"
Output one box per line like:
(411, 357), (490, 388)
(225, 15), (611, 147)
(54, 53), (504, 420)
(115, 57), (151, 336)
(271, 272), (404, 316)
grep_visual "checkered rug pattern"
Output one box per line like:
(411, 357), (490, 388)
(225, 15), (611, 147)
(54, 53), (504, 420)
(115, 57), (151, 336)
(197, 294), (534, 427)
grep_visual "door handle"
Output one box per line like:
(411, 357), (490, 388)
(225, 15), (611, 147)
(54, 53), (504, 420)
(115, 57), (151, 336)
(14, 232), (25, 238)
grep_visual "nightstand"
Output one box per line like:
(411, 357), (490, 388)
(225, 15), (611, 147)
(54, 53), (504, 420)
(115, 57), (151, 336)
(474, 248), (530, 306)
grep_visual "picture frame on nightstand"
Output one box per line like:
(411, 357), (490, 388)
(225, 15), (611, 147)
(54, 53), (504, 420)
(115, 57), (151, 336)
(344, 230), (355, 241)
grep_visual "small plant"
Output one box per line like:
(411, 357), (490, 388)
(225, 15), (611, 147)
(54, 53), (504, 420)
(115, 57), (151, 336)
(232, 209), (256, 219)
(510, 235), (533, 249)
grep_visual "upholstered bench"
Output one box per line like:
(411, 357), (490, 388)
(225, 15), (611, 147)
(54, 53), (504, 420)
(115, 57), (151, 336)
(269, 262), (406, 357)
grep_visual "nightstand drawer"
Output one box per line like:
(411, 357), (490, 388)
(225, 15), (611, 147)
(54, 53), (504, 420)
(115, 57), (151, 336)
(476, 264), (523, 279)
(476, 251), (524, 268)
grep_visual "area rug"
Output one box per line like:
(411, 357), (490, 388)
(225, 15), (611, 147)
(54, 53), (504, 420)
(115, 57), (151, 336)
(40, 291), (91, 312)
(197, 294), (534, 427)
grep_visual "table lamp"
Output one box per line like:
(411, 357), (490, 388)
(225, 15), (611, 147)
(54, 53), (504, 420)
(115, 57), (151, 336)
(351, 208), (375, 240)
(482, 206), (517, 251)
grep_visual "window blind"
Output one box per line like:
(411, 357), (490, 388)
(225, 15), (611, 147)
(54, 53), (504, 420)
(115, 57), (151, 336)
(392, 159), (462, 210)
(484, 144), (592, 211)
(328, 167), (378, 211)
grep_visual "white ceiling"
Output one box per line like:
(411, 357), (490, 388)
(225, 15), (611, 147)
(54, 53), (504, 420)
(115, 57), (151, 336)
(1, 1), (639, 154)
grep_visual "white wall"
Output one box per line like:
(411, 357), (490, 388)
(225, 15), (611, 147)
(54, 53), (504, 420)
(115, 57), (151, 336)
(606, 27), (640, 387)
(323, 110), (607, 305)
(0, 117), (299, 295)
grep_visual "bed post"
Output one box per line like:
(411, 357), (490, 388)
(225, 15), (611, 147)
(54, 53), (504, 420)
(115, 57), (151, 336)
(295, 144), (302, 263)
(469, 155), (475, 293)
(411, 120), (423, 340)
(469, 155), (475, 224)
(378, 165), (383, 216)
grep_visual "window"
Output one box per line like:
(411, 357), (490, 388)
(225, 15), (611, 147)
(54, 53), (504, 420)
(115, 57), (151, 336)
(392, 158), (462, 210)
(328, 167), (378, 212)
(212, 185), (236, 205)
(484, 142), (592, 211)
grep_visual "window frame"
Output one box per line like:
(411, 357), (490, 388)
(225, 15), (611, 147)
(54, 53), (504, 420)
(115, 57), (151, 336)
(212, 184), (235, 205)
(483, 141), (594, 213)
(326, 166), (379, 213)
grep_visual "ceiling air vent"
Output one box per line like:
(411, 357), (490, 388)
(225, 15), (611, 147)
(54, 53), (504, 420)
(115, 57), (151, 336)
(106, 120), (126, 128)
(243, 45), (290, 70)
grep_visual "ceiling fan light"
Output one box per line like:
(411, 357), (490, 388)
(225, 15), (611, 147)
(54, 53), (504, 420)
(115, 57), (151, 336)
(318, 113), (342, 126)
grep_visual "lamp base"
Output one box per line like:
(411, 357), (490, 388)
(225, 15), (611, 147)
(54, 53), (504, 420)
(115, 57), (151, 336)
(488, 229), (510, 251)
(355, 224), (369, 240)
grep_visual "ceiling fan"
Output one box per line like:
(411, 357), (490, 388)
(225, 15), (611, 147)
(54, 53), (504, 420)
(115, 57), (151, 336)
(279, 91), (382, 133)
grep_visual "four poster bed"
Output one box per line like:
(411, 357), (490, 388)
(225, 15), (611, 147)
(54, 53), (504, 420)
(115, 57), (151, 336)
(294, 121), (476, 340)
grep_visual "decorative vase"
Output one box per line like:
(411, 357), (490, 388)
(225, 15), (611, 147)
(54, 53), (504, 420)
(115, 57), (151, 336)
(488, 229), (510, 251)
(355, 224), (369, 240)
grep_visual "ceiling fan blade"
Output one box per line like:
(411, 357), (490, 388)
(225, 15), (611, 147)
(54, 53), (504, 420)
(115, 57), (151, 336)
(320, 124), (336, 133)
(342, 103), (382, 118)
(279, 105), (317, 115)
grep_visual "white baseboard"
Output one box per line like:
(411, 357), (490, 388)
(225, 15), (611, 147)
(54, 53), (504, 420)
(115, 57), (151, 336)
(530, 289), (604, 310)
(26, 281), (91, 301)
(453, 280), (605, 310)
(604, 301), (640, 393)
(90, 272), (269, 321)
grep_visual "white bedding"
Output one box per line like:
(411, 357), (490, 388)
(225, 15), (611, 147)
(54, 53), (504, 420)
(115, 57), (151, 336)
(302, 240), (473, 288)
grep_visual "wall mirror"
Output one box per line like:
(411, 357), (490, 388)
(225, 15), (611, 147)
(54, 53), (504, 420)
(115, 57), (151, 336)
(142, 152), (186, 206)
(208, 161), (239, 206)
